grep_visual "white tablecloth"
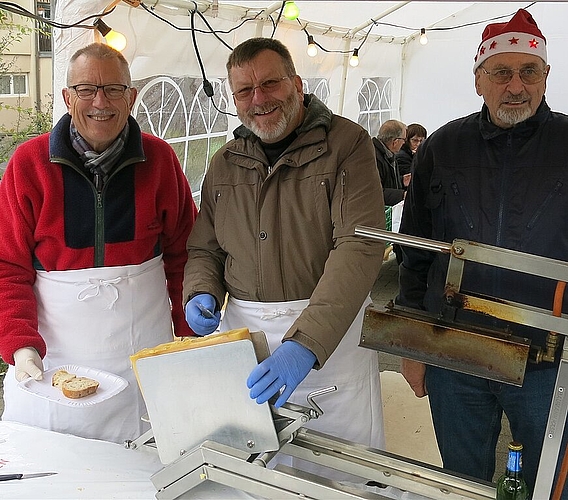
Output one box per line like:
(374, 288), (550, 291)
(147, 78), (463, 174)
(0, 421), (256, 499)
(0, 421), (434, 500)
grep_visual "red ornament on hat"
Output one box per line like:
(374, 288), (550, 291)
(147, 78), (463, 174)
(473, 9), (547, 73)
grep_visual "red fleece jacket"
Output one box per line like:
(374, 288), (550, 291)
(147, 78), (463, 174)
(0, 119), (197, 364)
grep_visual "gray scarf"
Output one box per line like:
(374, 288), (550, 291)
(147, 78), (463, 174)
(70, 121), (129, 188)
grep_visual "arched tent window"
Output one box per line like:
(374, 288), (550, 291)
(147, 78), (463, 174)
(357, 77), (393, 137)
(302, 78), (329, 104)
(132, 76), (229, 204)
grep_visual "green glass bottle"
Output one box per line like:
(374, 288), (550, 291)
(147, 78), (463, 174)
(496, 441), (529, 500)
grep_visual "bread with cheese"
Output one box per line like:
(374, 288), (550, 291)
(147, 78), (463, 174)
(52, 369), (77, 388)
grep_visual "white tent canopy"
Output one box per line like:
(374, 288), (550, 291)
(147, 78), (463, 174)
(52, 1), (568, 124)
(51, 1), (568, 194)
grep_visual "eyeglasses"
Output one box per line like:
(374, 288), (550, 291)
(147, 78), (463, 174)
(396, 137), (406, 141)
(232, 76), (293, 101)
(69, 84), (130, 100)
(480, 66), (548, 85)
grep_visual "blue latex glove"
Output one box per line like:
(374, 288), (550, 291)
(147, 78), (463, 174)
(185, 293), (221, 336)
(247, 341), (316, 407)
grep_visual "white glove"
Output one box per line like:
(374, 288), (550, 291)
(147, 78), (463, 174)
(13, 347), (44, 382)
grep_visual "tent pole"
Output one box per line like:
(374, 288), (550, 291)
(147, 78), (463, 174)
(336, 38), (352, 116)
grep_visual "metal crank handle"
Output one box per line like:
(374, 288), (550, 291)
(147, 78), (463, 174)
(307, 386), (337, 417)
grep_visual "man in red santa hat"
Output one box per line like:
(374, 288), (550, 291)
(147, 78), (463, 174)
(397, 8), (568, 498)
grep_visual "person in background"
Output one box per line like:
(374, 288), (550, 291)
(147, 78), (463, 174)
(0, 43), (197, 443)
(373, 119), (407, 206)
(395, 123), (427, 188)
(184, 37), (386, 482)
(397, 9), (568, 497)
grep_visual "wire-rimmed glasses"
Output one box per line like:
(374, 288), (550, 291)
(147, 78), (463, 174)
(232, 76), (293, 101)
(480, 66), (548, 85)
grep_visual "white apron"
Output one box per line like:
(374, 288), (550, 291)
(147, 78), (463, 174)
(221, 296), (385, 482)
(2, 255), (174, 443)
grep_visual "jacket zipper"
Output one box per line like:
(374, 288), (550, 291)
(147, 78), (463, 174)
(496, 133), (513, 246)
(340, 170), (346, 226)
(94, 173), (105, 267)
(526, 180), (563, 230)
(50, 156), (143, 267)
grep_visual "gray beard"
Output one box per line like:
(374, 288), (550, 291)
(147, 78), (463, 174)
(495, 105), (533, 126)
(241, 93), (301, 142)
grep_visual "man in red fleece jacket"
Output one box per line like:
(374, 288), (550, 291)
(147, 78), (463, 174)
(0, 43), (197, 443)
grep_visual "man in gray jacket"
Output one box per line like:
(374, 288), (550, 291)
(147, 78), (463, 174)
(184, 37), (385, 481)
(373, 119), (407, 206)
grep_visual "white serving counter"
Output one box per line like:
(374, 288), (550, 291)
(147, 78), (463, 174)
(0, 421), (256, 499)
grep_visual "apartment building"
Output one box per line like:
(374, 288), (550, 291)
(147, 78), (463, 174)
(0, 0), (52, 129)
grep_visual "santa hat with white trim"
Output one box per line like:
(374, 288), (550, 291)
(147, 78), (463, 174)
(473, 9), (547, 73)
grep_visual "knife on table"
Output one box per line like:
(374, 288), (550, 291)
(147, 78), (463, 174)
(0, 472), (57, 481)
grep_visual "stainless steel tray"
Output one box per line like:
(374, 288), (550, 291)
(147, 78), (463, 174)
(135, 338), (279, 464)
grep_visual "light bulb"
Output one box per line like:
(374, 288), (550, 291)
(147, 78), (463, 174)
(349, 48), (359, 67)
(94, 19), (127, 51)
(419, 28), (428, 46)
(282, 1), (300, 21)
(307, 35), (317, 57)
(105, 30), (127, 51)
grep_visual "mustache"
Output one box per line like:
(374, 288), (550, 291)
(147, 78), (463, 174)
(248, 103), (280, 116)
(501, 94), (529, 104)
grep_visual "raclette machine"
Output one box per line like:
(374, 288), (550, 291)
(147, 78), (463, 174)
(123, 227), (568, 499)
(126, 329), (496, 500)
(354, 226), (568, 500)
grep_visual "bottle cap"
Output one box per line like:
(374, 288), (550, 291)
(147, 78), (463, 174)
(509, 441), (523, 451)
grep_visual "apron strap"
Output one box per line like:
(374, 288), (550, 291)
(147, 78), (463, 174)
(77, 277), (123, 309)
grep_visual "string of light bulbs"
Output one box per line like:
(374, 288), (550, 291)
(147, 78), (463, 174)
(1, 0), (541, 118)
(369, 1), (536, 47)
(1, 0), (538, 62)
(300, 19), (372, 68)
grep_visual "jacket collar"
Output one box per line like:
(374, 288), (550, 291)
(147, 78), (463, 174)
(372, 136), (395, 161)
(478, 97), (550, 140)
(50, 114), (145, 165)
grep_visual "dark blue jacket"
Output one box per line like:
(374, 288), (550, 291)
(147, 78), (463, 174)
(397, 98), (568, 368)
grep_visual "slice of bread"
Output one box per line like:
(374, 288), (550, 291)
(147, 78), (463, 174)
(52, 369), (76, 388)
(61, 376), (99, 399)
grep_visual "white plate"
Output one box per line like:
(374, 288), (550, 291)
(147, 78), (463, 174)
(18, 364), (128, 407)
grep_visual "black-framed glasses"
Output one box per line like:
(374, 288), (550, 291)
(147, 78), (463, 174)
(232, 76), (293, 101)
(69, 84), (130, 100)
(480, 66), (548, 85)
